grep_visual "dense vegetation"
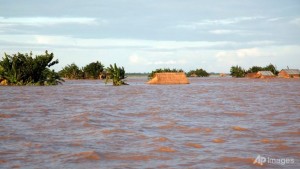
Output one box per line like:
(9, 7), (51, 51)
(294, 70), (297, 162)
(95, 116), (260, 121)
(187, 68), (209, 77)
(0, 50), (283, 86)
(59, 63), (84, 79)
(59, 61), (104, 79)
(105, 63), (127, 86)
(247, 63), (279, 75)
(0, 51), (63, 85)
(230, 65), (246, 78)
(83, 61), (104, 79)
(148, 68), (184, 79)
(230, 63), (279, 78)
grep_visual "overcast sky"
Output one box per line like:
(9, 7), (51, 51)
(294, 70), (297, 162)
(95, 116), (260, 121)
(1, 0), (300, 73)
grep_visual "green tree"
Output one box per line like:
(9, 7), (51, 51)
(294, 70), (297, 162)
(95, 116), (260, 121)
(148, 68), (184, 79)
(263, 63), (278, 75)
(230, 65), (245, 78)
(247, 66), (263, 73)
(246, 64), (278, 75)
(187, 68), (209, 77)
(59, 63), (83, 79)
(0, 51), (63, 85)
(105, 63), (127, 86)
(0, 65), (4, 79)
(83, 61), (104, 79)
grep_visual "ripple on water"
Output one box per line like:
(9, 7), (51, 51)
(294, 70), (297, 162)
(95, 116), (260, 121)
(157, 146), (177, 153)
(217, 156), (257, 166)
(65, 151), (101, 163)
(232, 126), (249, 131)
(185, 143), (203, 149)
(153, 137), (171, 142)
(213, 138), (226, 143)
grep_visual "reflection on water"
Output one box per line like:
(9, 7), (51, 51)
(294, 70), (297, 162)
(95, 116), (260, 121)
(0, 77), (299, 168)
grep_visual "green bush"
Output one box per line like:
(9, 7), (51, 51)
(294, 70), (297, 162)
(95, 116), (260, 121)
(230, 65), (246, 78)
(83, 61), (104, 79)
(187, 68), (209, 77)
(0, 51), (63, 85)
(59, 63), (84, 79)
(247, 64), (278, 75)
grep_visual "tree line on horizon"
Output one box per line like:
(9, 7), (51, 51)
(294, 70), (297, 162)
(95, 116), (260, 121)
(59, 62), (127, 85)
(0, 51), (126, 86)
(59, 62), (105, 79)
(1, 51), (290, 86)
(0, 50), (211, 86)
(148, 68), (209, 79)
(230, 64), (278, 78)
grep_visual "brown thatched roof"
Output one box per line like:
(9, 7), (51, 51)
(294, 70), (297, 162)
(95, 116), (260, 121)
(257, 71), (275, 76)
(281, 69), (300, 75)
(147, 72), (189, 84)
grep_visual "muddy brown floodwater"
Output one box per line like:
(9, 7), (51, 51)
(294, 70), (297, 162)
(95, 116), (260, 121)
(0, 77), (299, 169)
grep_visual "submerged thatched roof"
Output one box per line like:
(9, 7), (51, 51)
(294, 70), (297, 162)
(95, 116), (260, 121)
(257, 71), (275, 76)
(147, 72), (189, 84)
(281, 69), (300, 75)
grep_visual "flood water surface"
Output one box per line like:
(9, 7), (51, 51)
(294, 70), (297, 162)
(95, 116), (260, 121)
(1, 78), (299, 168)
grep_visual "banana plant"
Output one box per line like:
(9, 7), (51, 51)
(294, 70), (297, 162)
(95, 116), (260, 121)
(105, 63), (127, 86)
(0, 51), (63, 85)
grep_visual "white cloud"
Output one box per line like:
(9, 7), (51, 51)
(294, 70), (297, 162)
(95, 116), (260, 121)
(209, 29), (240, 35)
(0, 34), (239, 50)
(200, 16), (264, 25)
(175, 24), (197, 30)
(290, 18), (300, 26)
(267, 17), (283, 22)
(0, 16), (100, 27)
(216, 48), (260, 66)
(176, 16), (265, 30)
(236, 48), (263, 58)
(216, 48), (267, 59)
(35, 35), (72, 45)
(0, 34), (280, 54)
(129, 54), (140, 64)
(129, 54), (187, 66)
(148, 59), (187, 65)
(129, 54), (149, 64)
(247, 40), (277, 46)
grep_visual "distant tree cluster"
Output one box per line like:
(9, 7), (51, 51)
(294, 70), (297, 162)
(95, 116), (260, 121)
(230, 63), (279, 78)
(148, 68), (184, 79)
(187, 68), (209, 77)
(59, 62), (127, 86)
(247, 64), (279, 75)
(230, 65), (246, 78)
(148, 68), (211, 79)
(0, 51), (63, 85)
(59, 61), (104, 79)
